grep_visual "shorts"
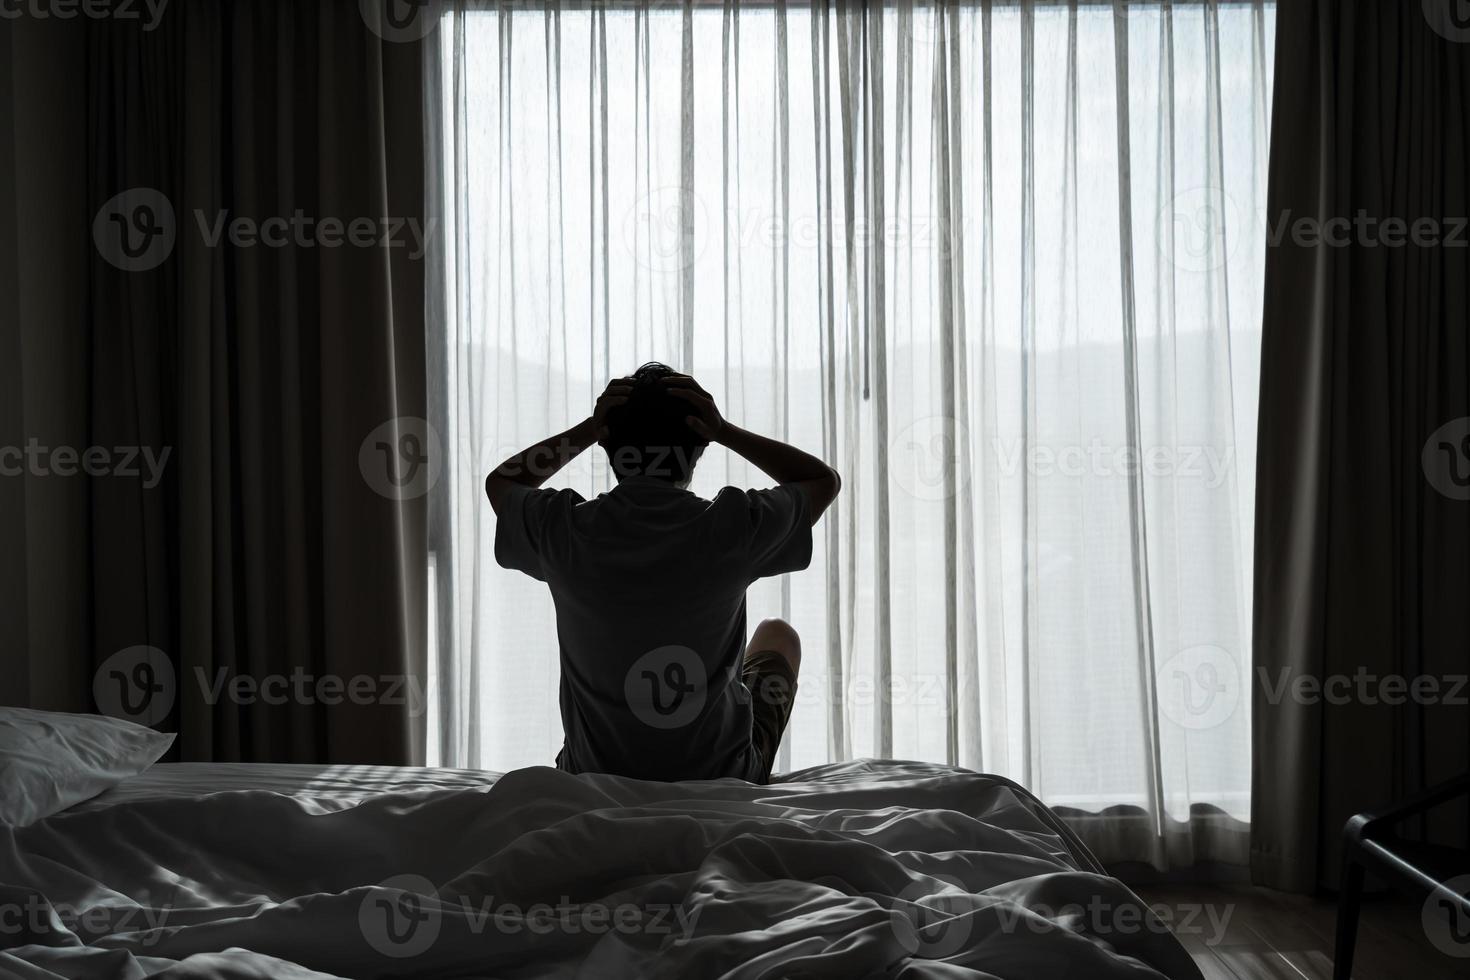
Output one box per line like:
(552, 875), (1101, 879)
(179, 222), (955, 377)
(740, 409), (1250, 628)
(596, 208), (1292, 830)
(741, 650), (798, 784)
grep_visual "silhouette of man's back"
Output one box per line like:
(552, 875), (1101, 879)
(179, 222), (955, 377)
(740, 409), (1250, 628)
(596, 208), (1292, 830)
(496, 476), (811, 781)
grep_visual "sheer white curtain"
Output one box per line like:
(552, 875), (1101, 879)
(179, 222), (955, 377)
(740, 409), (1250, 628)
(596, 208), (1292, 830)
(427, 0), (1274, 870)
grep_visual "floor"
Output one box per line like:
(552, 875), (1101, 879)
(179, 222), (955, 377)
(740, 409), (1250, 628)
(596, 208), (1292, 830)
(1132, 884), (1469, 980)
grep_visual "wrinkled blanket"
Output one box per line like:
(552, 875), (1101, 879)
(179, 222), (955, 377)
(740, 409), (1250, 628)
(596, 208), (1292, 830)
(0, 760), (1201, 979)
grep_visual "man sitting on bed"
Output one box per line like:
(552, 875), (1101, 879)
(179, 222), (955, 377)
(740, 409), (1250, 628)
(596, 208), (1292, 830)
(485, 362), (841, 783)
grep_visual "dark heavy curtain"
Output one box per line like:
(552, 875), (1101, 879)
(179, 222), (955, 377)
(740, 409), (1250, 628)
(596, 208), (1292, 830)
(0, 24), (22, 675)
(1, 16), (92, 713)
(87, 1), (428, 764)
(1252, 1), (1470, 893)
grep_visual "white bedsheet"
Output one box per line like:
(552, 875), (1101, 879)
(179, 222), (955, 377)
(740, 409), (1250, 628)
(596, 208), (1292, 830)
(0, 760), (1201, 979)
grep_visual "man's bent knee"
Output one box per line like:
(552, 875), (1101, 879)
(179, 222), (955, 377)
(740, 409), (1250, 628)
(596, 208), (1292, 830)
(749, 617), (801, 674)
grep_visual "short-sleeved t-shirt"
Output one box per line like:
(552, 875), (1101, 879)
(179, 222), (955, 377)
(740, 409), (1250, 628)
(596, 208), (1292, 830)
(495, 476), (812, 782)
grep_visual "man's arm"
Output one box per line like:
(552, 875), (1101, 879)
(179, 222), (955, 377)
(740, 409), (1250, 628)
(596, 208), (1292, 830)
(484, 418), (596, 515)
(663, 375), (841, 525)
(484, 379), (632, 514)
(717, 424), (842, 525)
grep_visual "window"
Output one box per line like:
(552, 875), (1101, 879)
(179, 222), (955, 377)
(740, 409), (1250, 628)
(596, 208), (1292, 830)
(428, 0), (1274, 869)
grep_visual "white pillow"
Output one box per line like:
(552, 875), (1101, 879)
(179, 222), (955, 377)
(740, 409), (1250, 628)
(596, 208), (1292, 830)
(0, 707), (176, 826)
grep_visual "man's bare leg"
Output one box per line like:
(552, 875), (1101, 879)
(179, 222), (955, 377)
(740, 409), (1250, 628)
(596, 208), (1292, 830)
(742, 618), (801, 782)
(745, 617), (801, 677)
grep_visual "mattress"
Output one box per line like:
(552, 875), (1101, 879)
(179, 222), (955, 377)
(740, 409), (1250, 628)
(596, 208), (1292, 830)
(71, 761), (504, 812)
(1, 759), (1202, 979)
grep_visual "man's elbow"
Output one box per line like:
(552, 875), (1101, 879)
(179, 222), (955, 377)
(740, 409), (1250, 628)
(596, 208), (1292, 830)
(820, 466), (842, 503)
(485, 473), (509, 514)
(807, 468), (841, 525)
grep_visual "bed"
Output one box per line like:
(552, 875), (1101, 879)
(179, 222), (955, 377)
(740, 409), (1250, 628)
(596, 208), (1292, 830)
(0, 759), (1203, 979)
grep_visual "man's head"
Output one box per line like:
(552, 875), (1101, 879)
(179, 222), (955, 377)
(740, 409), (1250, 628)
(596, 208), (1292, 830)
(601, 362), (707, 487)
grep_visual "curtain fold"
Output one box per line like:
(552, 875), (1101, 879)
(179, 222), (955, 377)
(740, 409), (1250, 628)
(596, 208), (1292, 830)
(85, 0), (428, 764)
(3, 17), (96, 715)
(430, 0), (1273, 872)
(1251, 0), (1470, 894)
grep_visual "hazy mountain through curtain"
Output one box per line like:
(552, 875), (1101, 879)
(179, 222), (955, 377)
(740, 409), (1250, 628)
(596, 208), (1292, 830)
(428, 1), (1274, 870)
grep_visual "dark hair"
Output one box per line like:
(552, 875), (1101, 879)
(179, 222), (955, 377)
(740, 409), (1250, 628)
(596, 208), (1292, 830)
(602, 362), (707, 484)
